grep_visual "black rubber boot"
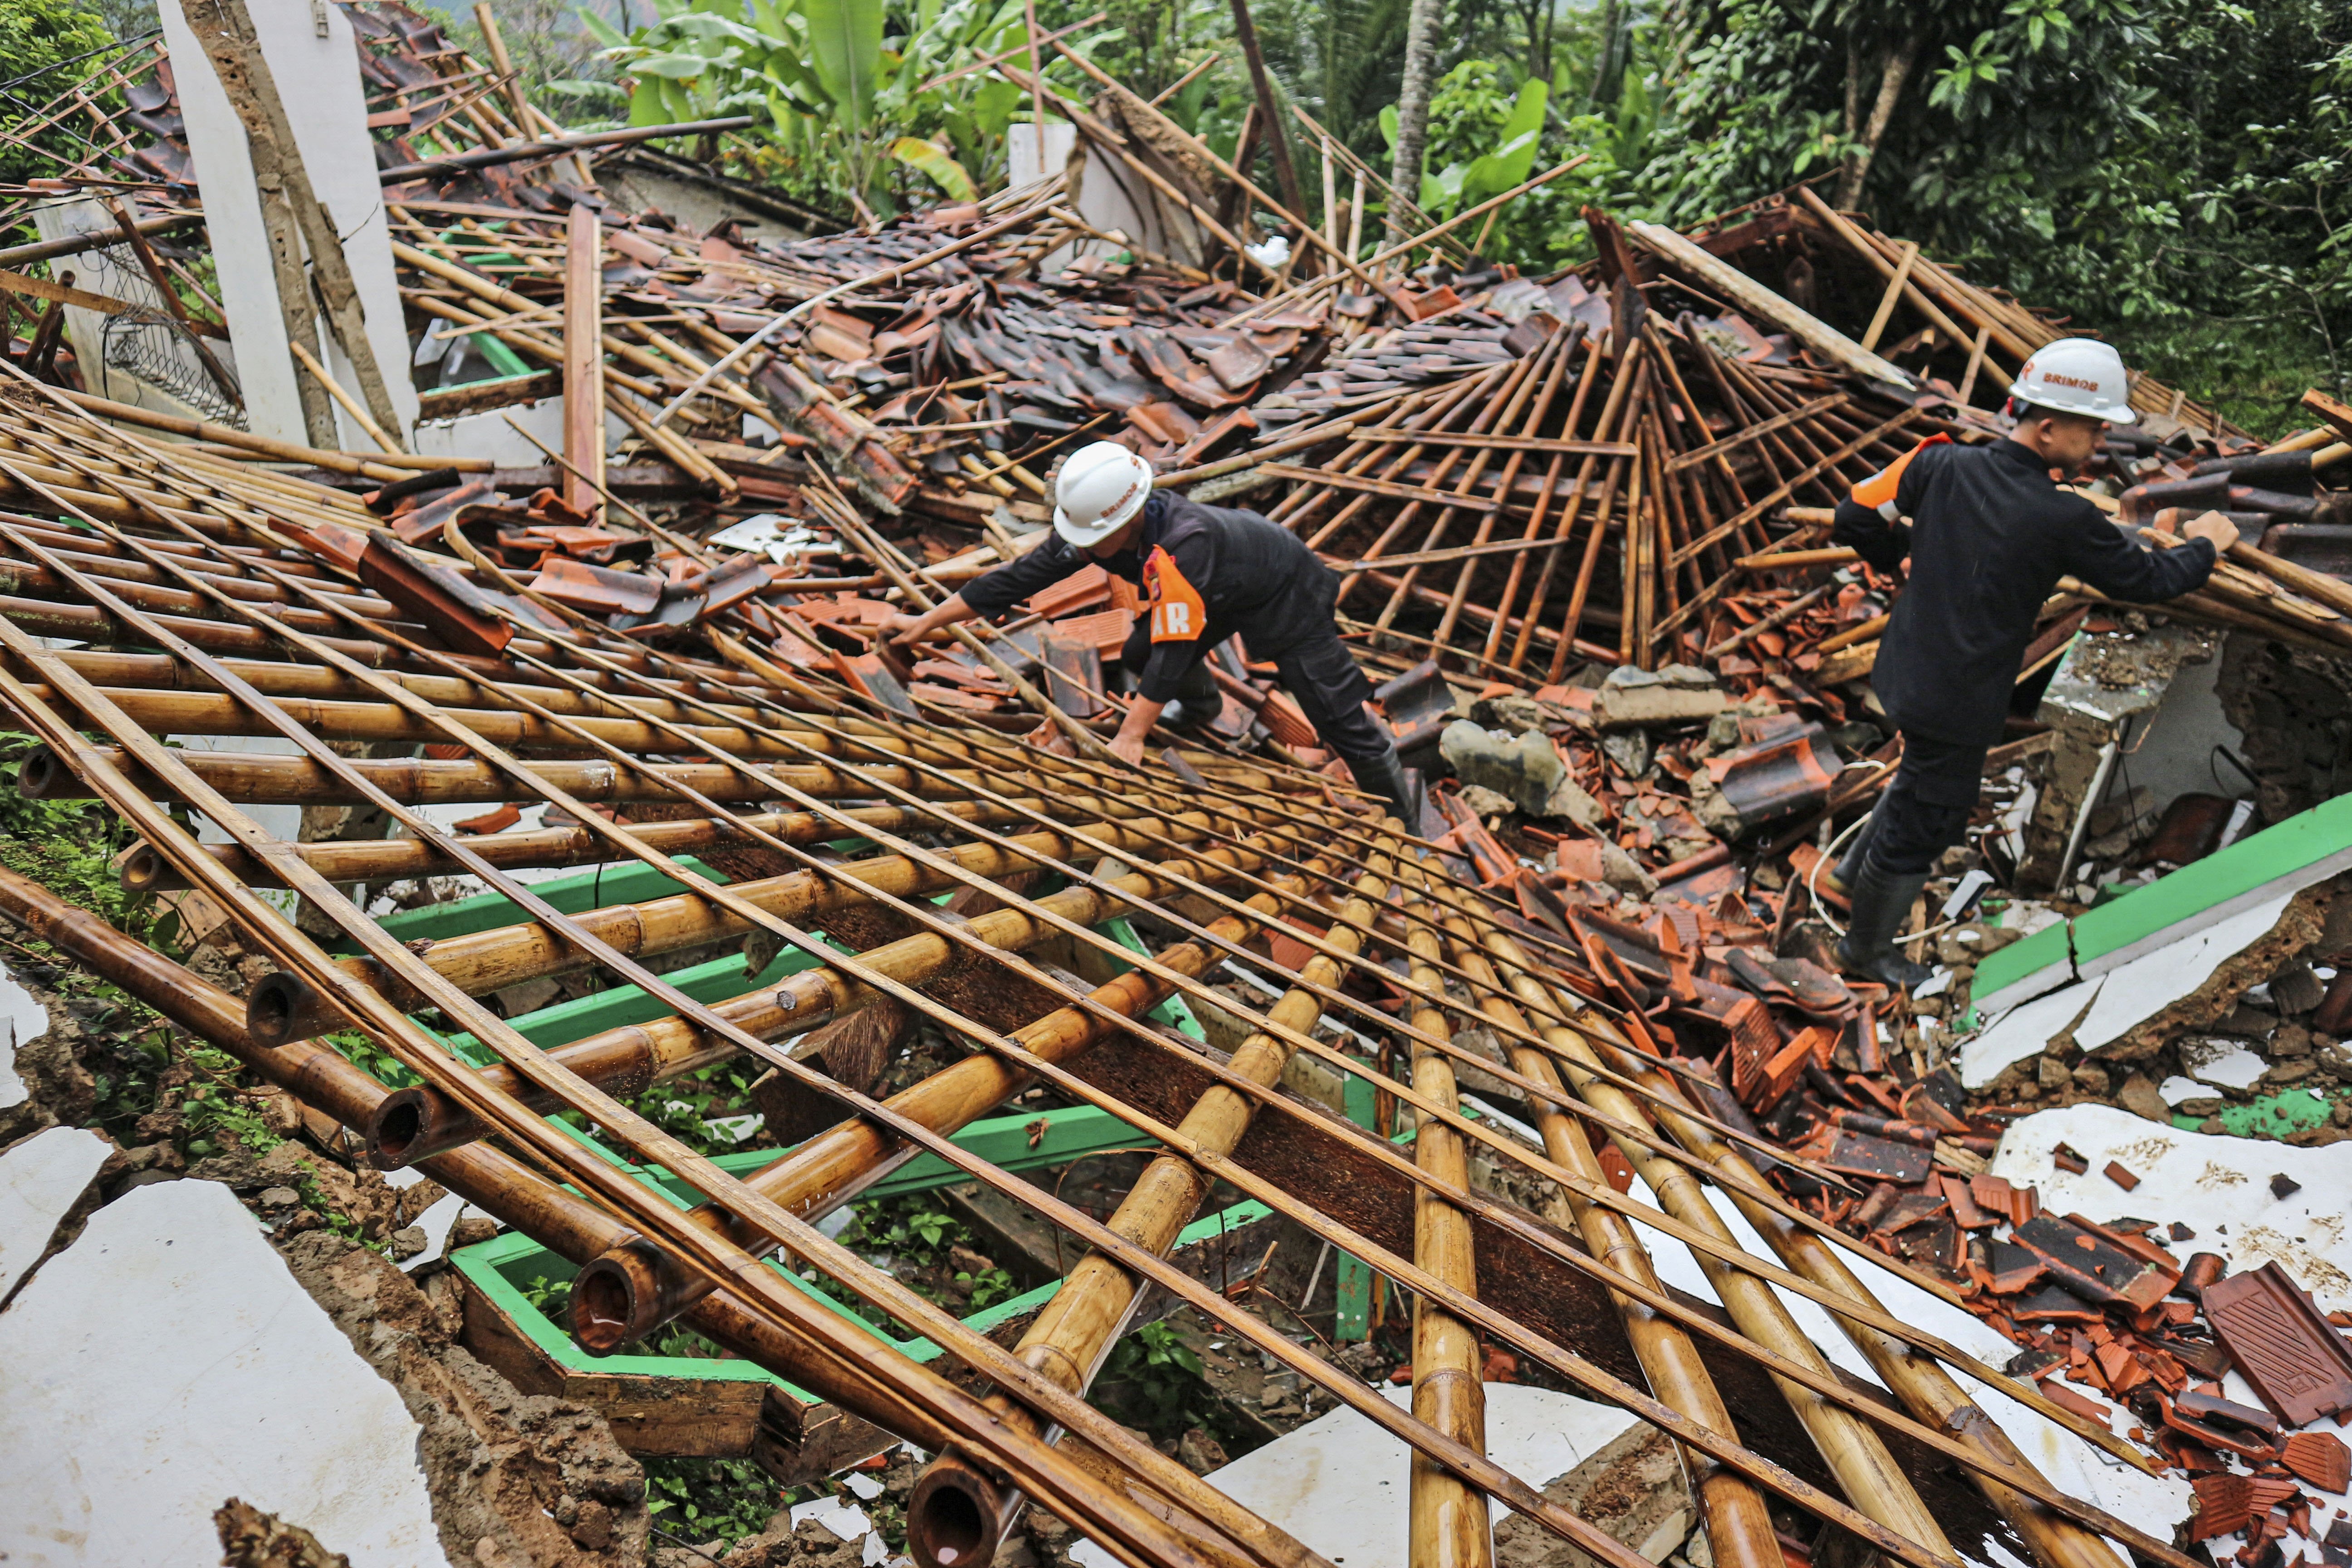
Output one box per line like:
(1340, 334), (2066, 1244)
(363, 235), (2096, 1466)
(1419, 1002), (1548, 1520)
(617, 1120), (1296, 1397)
(1346, 745), (1422, 830)
(1835, 858), (1934, 990)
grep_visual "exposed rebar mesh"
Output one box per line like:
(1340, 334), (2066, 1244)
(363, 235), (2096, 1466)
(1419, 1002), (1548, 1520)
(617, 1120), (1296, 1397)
(101, 304), (243, 427)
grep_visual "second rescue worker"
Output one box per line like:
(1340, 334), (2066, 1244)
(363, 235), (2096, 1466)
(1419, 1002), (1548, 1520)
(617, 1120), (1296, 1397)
(883, 441), (1421, 825)
(1825, 338), (2234, 988)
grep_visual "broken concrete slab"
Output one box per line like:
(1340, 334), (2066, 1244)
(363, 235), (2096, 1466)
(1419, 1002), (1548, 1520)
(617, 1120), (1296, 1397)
(2070, 892), (2300, 1058)
(1961, 980), (2103, 1091)
(0, 1178), (451, 1566)
(1442, 720), (1567, 816)
(1592, 664), (1727, 730)
(0, 1124), (110, 1303)
(0, 952), (52, 1116)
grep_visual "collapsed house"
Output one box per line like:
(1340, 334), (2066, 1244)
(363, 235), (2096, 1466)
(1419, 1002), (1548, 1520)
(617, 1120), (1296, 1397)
(6, 5), (2352, 1568)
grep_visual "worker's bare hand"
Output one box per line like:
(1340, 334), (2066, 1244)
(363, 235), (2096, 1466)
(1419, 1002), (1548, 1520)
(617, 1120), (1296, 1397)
(880, 612), (929, 647)
(1107, 731), (1149, 767)
(2181, 510), (2238, 552)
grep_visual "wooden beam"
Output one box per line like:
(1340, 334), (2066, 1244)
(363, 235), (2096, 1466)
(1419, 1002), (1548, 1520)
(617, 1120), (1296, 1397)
(563, 204), (608, 519)
(1858, 241), (1918, 353)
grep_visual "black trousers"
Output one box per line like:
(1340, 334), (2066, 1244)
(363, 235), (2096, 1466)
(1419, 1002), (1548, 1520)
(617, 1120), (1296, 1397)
(1866, 730), (1989, 876)
(1121, 624), (1390, 764)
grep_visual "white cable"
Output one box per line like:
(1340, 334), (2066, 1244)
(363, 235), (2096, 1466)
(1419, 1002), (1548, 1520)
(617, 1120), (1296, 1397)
(1800, 793), (1961, 951)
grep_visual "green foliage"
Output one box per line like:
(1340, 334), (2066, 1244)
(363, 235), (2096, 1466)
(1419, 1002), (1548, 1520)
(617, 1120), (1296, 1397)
(1419, 63), (1545, 216)
(1092, 1318), (1217, 1441)
(592, 0), (1101, 217)
(0, 0), (119, 184)
(642, 1455), (790, 1543)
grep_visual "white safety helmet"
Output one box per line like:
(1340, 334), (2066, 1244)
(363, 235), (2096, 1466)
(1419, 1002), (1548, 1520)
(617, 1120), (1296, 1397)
(1053, 441), (1154, 547)
(2008, 338), (2137, 425)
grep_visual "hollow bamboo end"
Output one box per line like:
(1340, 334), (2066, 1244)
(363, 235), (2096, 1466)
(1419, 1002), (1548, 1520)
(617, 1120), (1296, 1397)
(16, 745), (86, 801)
(570, 1238), (693, 1355)
(908, 1451), (1019, 1568)
(246, 970), (347, 1048)
(116, 842), (187, 894)
(365, 1086), (470, 1170)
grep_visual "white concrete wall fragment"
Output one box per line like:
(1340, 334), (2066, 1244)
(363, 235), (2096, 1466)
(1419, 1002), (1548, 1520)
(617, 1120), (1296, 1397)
(161, 0), (418, 448)
(0, 951), (52, 1113)
(0, 1178), (451, 1567)
(0, 1126), (110, 1302)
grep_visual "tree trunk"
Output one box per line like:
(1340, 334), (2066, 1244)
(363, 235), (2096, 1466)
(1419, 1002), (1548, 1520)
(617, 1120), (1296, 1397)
(1588, 0), (1623, 108)
(1388, 0), (1444, 243)
(1834, 32), (1919, 209)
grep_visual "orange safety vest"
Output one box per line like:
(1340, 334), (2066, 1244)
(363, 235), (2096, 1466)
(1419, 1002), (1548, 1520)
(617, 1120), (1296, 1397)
(1143, 544), (1207, 643)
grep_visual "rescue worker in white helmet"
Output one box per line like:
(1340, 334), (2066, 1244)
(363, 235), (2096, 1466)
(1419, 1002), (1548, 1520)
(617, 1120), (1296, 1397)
(1823, 339), (2232, 988)
(882, 441), (1421, 826)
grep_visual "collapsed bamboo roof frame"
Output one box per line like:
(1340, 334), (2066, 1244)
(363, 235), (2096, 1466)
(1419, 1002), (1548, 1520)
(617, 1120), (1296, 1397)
(0, 363), (2201, 1568)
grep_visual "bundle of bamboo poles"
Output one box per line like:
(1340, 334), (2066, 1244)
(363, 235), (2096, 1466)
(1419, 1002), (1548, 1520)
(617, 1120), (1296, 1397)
(0, 385), (2213, 1568)
(1266, 281), (1926, 676)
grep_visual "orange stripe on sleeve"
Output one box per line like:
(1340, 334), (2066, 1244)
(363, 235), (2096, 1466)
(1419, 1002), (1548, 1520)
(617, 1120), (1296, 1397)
(1849, 434), (1951, 510)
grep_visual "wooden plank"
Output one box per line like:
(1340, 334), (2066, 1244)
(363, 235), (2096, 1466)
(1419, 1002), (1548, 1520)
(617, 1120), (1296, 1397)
(457, 1271), (769, 1457)
(415, 369), (562, 422)
(1665, 393), (1845, 474)
(562, 203), (607, 518)
(1259, 463), (1500, 512)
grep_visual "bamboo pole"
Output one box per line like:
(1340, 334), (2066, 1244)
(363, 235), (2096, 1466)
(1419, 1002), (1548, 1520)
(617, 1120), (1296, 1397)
(1472, 933), (1955, 1552)
(908, 849), (1392, 1565)
(1432, 899), (1780, 1568)
(567, 865), (1317, 1351)
(1565, 982), (2136, 1568)
(0, 862), (1298, 1568)
(1398, 876), (1495, 1568)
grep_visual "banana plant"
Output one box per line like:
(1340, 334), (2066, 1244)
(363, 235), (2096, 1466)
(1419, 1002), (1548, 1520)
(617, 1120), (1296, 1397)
(1420, 73), (1549, 218)
(588, 0), (1094, 216)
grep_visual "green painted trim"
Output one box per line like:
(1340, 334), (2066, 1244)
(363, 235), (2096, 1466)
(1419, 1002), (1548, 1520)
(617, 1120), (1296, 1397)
(369, 856), (730, 946)
(2171, 1083), (2339, 1139)
(432, 936), (848, 1059)
(2069, 791), (2352, 969)
(1970, 790), (2352, 1021)
(1967, 921), (2073, 1018)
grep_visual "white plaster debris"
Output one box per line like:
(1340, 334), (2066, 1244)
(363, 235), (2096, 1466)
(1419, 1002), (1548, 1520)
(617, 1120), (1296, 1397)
(2159, 1074), (2214, 1105)
(2179, 1039), (2269, 1092)
(789, 1496), (890, 1562)
(382, 1166), (465, 1275)
(0, 1126), (109, 1302)
(0, 1179), (450, 1568)
(0, 951), (51, 1112)
(1068, 1383), (1644, 1568)
(1961, 980), (2102, 1090)
(1988, 1103), (2352, 1310)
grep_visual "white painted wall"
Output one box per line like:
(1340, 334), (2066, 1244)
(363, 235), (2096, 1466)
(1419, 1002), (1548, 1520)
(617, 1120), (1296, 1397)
(162, 0), (418, 448)
(0, 1179), (451, 1567)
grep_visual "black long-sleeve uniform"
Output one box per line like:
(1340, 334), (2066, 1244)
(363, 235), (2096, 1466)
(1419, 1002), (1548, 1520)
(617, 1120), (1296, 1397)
(1830, 435), (2217, 873)
(960, 491), (1390, 762)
